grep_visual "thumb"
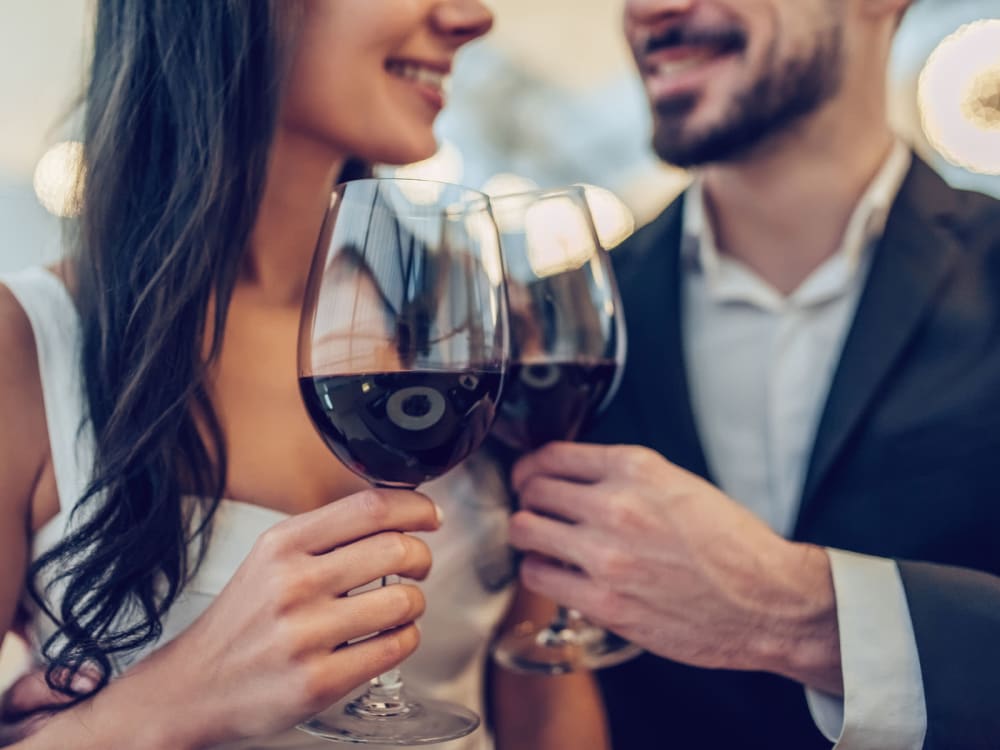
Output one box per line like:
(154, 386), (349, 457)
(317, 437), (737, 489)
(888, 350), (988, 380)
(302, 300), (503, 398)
(1, 666), (98, 720)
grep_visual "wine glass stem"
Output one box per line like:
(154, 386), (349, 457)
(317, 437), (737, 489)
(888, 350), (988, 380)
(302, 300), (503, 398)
(370, 575), (404, 697)
(551, 606), (572, 632)
(348, 484), (414, 717)
(368, 668), (403, 702)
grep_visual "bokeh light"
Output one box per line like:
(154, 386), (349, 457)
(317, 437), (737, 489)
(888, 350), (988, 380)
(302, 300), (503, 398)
(387, 140), (465, 205)
(919, 20), (1000, 175)
(576, 183), (636, 250)
(524, 195), (596, 277)
(32, 140), (83, 217)
(481, 173), (540, 198)
(391, 140), (464, 184)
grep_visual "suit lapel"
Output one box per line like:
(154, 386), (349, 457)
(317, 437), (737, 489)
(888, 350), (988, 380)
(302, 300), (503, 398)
(795, 160), (963, 531)
(614, 197), (713, 480)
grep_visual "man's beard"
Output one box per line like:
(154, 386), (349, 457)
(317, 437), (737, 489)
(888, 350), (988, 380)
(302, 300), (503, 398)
(651, 21), (845, 168)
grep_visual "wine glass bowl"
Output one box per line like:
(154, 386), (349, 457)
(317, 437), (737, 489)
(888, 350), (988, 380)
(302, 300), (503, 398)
(487, 188), (621, 453)
(488, 186), (640, 675)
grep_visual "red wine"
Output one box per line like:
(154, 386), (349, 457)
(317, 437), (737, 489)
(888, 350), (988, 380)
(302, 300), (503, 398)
(300, 370), (503, 487)
(491, 360), (618, 452)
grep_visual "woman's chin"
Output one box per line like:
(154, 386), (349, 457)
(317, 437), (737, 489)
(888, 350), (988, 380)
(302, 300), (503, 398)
(368, 138), (441, 171)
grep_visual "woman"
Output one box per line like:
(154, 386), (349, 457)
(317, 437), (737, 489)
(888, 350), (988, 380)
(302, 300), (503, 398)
(0, 2), (607, 748)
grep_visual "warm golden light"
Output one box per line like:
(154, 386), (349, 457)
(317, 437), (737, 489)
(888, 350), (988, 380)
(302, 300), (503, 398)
(393, 140), (464, 183)
(919, 20), (1000, 175)
(524, 195), (597, 277)
(481, 173), (540, 198)
(577, 183), (636, 250)
(964, 64), (1000, 129)
(33, 140), (84, 217)
(391, 141), (464, 205)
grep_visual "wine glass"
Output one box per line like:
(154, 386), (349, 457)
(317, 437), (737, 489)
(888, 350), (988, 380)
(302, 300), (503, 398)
(489, 186), (641, 675)
(297, 178), (508, 745)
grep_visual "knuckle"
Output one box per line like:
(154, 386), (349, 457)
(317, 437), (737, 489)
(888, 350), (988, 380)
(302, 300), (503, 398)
(619, 446), (653, 478)
(590, 546), (631, 583)
(357, 489), (391, 526)
(411, 536), (432, 566)
(382, 624), (420, 663)
(590, 587), (628, 628)
(296, 661), (336, 712)
(393, 584), (425, 621)
(380, 531), (411, 567)
(273, 619), (311, 662)
(270, 566), (314, 613)
(384, 583), (414, 617)
(253, 526), (288, 561)
(508, 510), (533, 538)
(605, 490), (638, 529)
(519, 476), (546, 505)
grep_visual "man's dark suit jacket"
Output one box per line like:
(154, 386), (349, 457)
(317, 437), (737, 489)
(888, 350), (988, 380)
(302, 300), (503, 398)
(588, 158), (1000, 749)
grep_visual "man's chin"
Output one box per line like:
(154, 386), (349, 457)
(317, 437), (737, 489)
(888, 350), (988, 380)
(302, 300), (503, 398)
(652, 114), (773, 169)
(651, 98), (728, 168)
(652, 125), (720, 169)
(654, 92), (700, 118)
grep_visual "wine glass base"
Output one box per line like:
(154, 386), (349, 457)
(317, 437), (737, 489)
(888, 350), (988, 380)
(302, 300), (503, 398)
(492, 621), (588, 675)
(298, 695), (480, 746)
(493, 619), (643, 675)
(579, 632), (644, 670)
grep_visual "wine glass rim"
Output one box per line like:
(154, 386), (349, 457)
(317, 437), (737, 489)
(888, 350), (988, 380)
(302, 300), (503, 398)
(333, 176), (492, 209)
(488, 185), (587, 203)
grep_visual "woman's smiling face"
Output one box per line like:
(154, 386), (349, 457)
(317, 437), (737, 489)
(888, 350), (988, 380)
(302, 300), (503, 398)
(281, 0), (493, 166)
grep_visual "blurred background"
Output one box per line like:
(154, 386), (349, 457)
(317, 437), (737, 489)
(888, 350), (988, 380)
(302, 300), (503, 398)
(1, 0), (999, 273)
(0, 0), (998, 693)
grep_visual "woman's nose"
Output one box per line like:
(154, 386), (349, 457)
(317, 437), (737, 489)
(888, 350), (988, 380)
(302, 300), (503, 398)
(432, 0), (495, 46)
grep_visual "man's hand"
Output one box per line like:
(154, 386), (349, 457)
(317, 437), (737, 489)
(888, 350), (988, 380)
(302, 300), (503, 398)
(508, 442), (844, 694)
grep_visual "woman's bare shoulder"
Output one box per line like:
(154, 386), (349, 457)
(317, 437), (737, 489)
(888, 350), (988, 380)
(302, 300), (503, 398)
(0, 280), (48, 635)
(0, 278), (49, 517)
(0, 279), (42, 385)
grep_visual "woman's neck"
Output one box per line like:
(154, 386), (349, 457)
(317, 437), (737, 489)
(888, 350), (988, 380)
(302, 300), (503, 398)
(241, 129), (346, 307)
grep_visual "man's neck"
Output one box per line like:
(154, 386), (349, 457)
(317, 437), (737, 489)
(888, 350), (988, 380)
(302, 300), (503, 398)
(700, 105), (897, 296)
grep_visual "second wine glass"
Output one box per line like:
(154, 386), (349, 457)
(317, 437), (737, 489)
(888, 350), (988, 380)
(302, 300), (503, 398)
(489, 186), (641, 675)
(297, 178), (508, 745)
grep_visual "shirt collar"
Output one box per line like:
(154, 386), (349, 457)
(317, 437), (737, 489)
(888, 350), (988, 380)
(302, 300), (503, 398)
(682, 140), (913, 309)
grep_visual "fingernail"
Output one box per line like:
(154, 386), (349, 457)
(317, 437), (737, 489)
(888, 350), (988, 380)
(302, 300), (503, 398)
(70, 672), (97, 693)
(433, 502), (445, 526)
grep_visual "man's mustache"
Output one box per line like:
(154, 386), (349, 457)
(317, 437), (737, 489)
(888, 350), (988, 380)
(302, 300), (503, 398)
(642, 25), (747, 57)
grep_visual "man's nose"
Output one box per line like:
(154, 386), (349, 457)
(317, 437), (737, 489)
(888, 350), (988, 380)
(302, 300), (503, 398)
(625, 0), (697, 27)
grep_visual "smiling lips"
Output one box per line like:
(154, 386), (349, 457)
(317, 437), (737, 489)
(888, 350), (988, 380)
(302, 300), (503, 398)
(637, 22), (746, 98)
(387, 59), (451, 109)
(640, 40), (741, 100)
(647, 47), (722, 77)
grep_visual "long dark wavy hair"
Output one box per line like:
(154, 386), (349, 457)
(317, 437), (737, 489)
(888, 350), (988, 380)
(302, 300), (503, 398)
(27, 0), (306, 700)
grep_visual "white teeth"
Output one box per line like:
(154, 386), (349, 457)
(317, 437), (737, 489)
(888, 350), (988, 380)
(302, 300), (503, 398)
(655, 54), (713, 77)
(388, 62), (449, 94)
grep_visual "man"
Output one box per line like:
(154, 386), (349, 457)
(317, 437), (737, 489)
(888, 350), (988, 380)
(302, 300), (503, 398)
(508, 0), (1000, 748)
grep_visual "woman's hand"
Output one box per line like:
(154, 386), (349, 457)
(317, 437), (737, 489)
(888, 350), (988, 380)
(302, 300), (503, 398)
(0, 672), (56, 746)
(0, 665), (96, 746)
(78, 487), (442, 750)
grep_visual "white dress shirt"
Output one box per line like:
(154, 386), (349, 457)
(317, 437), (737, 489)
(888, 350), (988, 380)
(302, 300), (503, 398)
(681, 141), (927, 749)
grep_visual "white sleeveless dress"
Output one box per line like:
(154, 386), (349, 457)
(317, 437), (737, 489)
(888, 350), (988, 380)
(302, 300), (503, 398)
(1, 267), (516, 750)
